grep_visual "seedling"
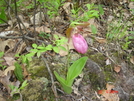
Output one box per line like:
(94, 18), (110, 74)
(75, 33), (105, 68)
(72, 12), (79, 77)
(9, 80), (28, 97)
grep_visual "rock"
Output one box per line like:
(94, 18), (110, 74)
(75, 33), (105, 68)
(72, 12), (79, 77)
(126, 76), (134, 91)
(27, 58), (48, 78)
(86, 59), (102, 74)
(21, 77), (48, 101)
(85, 59), (105, 87)
(115, 86), (129, 101)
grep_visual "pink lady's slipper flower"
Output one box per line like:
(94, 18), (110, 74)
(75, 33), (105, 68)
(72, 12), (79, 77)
(72, 33), (88, 54)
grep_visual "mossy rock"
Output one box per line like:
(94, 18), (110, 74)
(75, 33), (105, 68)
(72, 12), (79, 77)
(21, 77), (48, 101)
(27, 58), (48, 78)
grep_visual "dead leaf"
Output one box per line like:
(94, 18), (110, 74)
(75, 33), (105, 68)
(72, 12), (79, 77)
(62, 2), (73, 15)
(35, 26), (51, 33)
(16, 22), (30, 29)
(0, 70), (12, 93)
(106, 58), (111, 65)
(72, 73), (83, 95)
(130, 56), (134, 64)
(114, 65), (121, 73)
(95, 37), (107, 44)
(66, 27), (73, 39)
(30, 12), (45, 25)
(0, 40), (8, 52)
(98, 83), (119, 101)
(22, 64), (31, 80)
(59, 38), (74, 56)
(0, 39), (17, 53)
(4, 57), (16, 66)
(16, 42), (26, 54)
(4, 66), (15, 76)
(106, 83), (114, 90)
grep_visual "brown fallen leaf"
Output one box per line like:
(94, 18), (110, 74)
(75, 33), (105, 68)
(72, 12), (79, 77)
(130, 56), (134, 64)
(3, 57), (16, 66)
(0, 70), (12, 93)
(98, 83), (119, 101)
(114, 65), (121, 73)
(16, 42), (26, 54)
(95, 37), (107, 44)
(4, 66), (15, 76)
(59, 38), (74, 56)
(35, 26), (51, 33)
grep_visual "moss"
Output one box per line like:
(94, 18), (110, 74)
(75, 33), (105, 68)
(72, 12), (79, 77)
(21, 77), (48, 101)
(87, 52), (106, 66)
(27, 58), (48, 78)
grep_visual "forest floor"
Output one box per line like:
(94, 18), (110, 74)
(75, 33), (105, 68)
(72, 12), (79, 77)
(0, 0), (134, 101)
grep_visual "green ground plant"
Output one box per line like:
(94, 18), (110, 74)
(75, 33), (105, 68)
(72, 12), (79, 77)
(37, 0), (65, 18)
(14, 62), (24, 82)
(54, 56), (88, 94)
(70, 3), (100, 23)
(106, 19), (132, 50)
(19, 35), (67, 63)
(9, 80), (28, 100)
(0, 0), (7, 24)
(39, 32), (51, 39)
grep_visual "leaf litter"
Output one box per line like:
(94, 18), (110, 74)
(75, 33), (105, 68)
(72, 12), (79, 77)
(0, 0), (134, 101)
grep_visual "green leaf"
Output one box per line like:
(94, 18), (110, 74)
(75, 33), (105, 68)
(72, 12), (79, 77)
(37, 51), (41, 58)
(0, 52), (4, 58)
(90, 24), (97, 34)
(30, 49), (38, 53)
(86, 4), (91, 10)
(19, 80), (28, 90)
(46, 45), (52, 50)
(59, 46), (67, 51)
(0, 7), (7, 24)
(66, 57), (88, 86)
(37, 46), (46, 50)
(98, 5), (104, 15)
(32, 44), (37, 48)
(54, 35), (59, 40)
(54, 71), (72, 94)
(53, 46), (59, 53)
(14, 62), (24, 82)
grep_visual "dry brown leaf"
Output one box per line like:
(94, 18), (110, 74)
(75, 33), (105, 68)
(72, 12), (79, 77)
(16, 42), (26, 54)
(0, 40), (8, 52)
(99, 83), (119, 101)
(30, 12), (45, 25)
(4, 66), (15, 76)
(130, 56), (134, 64)
(22, 64), (31, 80)
(106, 83), (114, 90)
(35, 26), (51, 33)
(0, 70), (12, 93)
(3, 57), (16, 66)
(62, 2), (73, 15)
(114, 65), (121, 73)
(0, 39), (17, 53)
(95, 37), (107, 44)
(16, 22), (30, 29)
(59, 38), (74, 56)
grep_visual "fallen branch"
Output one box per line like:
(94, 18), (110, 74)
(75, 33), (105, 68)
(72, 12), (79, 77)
(41, 55), (58, 101)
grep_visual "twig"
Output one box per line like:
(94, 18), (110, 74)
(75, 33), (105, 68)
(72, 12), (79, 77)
(33, 0), (38, 44)
(0, 35), (48, 45)
(41, 55), (58, 101)
(14, 0), (29, 46)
